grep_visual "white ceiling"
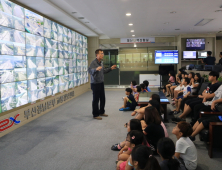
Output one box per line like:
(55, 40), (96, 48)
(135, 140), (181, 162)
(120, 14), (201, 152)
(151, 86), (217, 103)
(15, 0), (222, 38)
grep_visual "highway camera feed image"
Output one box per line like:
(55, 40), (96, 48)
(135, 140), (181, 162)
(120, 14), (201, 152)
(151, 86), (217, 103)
(0, 0), (88, 113)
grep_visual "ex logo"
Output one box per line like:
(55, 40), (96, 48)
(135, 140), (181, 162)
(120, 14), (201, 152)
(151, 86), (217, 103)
(0, 114), (21, 132)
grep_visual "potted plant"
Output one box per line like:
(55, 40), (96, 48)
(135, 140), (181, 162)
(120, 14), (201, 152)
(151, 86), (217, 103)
(202, 74), (209, 82)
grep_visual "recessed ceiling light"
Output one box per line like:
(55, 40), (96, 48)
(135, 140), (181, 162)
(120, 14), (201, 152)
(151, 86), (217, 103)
(164, 22), (169, 24)
(78, 17), (84, 19)
(132, 35), (135, 37)
(175, 29), (180, 30)
(129, 23), (133, 26)
(170, 11), (176, 14)
(126, 13), (131, 16)
(215, 10), (222, 12)
(131, 30), (134, 32)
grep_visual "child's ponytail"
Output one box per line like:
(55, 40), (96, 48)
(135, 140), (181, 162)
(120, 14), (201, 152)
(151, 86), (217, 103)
(131, 145), (161, 170)
(142, 155), (161, 170)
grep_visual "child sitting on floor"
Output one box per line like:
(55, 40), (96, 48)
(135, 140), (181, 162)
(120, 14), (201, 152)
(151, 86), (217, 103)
(143, 80), (151, 92)
(120, 88), (137, 111)
(157, 137), (186, 170)
(173, 78), (191, 115)
(125, 145), (161, 170)
(111, 119), (143, 151)
(172, 122), (197, 170)
(140, 83), (148, 92)
(141, 106), (165, 154)
(116, 130), (148, 170)
(134, 86), (141, 103)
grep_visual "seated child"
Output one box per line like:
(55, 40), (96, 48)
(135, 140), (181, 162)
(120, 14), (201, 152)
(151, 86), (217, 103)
(172, 122), (197, 170)
(170, 69), (184, 99)
(116, 130), (148, 170)
(132, 99), (160, 120)
(142, 106), (165, 154)
(134, 86), (141, 103)
(189, 97), (222, 141)
(157, 137), (186, 170)
(173, 78), (191, 115)
(111, 119), (143, 151)
(140, 83), (148, 92)
(119, 88), (137, 111)
(125, 145), (161, 170)
(130, 80), (137, 95)
(143, 80), (151, 92)
(172, 72), (186, 101)
(163, 71), (176, 97)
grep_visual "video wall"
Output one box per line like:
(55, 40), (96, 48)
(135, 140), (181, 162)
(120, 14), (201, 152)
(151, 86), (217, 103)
(0, 0), (88, 113)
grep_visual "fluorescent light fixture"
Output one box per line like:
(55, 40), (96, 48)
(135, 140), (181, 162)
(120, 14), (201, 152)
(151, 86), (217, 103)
(129, 23), (133, 26)
(132, 35), (135, 37)
(126, 13), (131, 16)
(195, 19), (214, 26)
(131, 30), (134, 32)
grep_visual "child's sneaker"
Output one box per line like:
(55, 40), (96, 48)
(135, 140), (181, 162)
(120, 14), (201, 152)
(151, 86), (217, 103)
(173, 111), (180, 115)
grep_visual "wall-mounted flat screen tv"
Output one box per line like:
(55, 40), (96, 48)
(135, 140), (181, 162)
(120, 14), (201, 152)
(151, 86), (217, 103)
(186, 39), (205, 50)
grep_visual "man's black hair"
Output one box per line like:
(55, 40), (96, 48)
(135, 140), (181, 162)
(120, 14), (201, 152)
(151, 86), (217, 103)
(209, 71), (219, 80)
(207, 51), (212, 56)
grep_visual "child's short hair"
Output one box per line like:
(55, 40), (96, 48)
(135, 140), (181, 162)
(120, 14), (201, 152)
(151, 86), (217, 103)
(143, 80), (149, 87)
(136, 86), (141, 93)
(177, 122), (193, 137)
(131, 80), (137, 86)
(184, 78), (190, 84)
(157, 138), (180, 169)
(209, 71), (219, 80)
(125, 88), (132, 94)
(140, 83), (146, 90)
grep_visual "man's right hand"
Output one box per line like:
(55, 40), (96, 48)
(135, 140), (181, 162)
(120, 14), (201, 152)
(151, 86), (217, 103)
(96, 66), (102, 71)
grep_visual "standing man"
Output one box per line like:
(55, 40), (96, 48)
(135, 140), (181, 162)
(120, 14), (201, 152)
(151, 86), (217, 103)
(88, 49), (116, 120)
(201, 51), (216, 65)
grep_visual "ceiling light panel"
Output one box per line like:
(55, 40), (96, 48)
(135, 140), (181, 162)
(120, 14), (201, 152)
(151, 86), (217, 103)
(129, 23), (133, 26)
(126, 13), (131, 16)
(195, 19), (214, 26)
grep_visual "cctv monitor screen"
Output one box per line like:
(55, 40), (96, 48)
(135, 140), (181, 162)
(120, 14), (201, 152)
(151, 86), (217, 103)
(198, 51), (208, 59)
(186, 39), (205, 50)
(183, 51), (196, 59)
(155, 50), (179, 64)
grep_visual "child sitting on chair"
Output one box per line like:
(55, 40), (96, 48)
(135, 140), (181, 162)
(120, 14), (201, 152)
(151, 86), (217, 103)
(173, 78), (192, 115)
(119, 88), (137, 111)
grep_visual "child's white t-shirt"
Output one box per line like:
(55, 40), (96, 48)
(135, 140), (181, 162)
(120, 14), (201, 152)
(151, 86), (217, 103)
(175, 137), (197, 170)
(183, 85), (192, 96)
